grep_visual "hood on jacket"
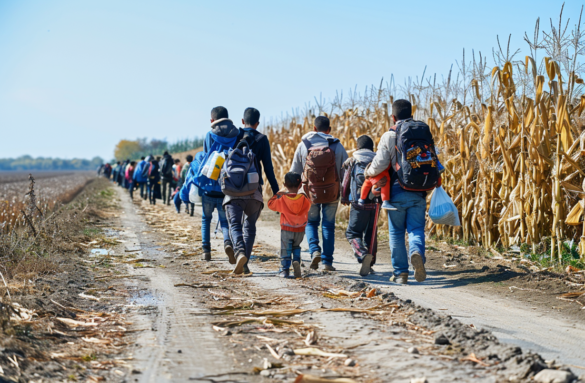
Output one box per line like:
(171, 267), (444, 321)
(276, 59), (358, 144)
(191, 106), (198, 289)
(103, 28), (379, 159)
(301, 131), (340, 147)
(211, 118), (239, 139)
(353, 149), (376, 163)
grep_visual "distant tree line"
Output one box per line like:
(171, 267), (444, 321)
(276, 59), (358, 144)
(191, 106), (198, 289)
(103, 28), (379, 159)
(0, 156), (104, 171)
(113, 137), (204, 161)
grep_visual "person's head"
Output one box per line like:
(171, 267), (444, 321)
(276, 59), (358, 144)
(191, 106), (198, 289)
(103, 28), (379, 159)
(313, 116), (331, 134)
(391, 99), (413, 122)
(141, 156), (145, 160)
(186, 154), (193, 163)
(131, 161), (136, 166)
(117, 161), (121, 165)
(174, 159), (180, 164)
(211, 106), (229, 122)
(163, 151), (169, 156)
(284, 172), (302, 193)
(242, 107), (260, 129)
(356, 135), (374, 151)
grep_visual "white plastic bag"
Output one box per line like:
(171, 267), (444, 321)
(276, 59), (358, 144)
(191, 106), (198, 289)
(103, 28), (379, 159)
(189, 184), (198, 204)
(429, 186), (460, 226)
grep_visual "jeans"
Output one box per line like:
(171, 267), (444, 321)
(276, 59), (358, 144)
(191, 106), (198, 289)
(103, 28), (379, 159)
(280, 230), (304, 270)
(306, 201), (338, 265)
(225, 199), (263, 258)
(346, 205), (378, 266)
(201, 194), (230, 252)
(387, 184), (426, 277)
(174, 192), (194, 214)
(162, 179), (173, 204)
(137, 182), (146, 199)
(128, 181), (134, 199)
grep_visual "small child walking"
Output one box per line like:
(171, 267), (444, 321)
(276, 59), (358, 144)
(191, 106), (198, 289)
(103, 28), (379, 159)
(268, 172), (311, 278)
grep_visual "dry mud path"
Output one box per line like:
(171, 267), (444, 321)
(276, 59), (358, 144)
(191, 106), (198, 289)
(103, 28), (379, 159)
(105, 187), (585, 382)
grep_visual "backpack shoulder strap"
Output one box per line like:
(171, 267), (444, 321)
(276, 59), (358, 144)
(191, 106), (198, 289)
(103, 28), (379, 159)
(302, 138), (312, 150)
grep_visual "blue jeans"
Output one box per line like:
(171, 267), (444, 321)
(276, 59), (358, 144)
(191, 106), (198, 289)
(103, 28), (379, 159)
(387, 184), (426, 277)
(306, 201), (338, 265)
(201, 194), (230, 252)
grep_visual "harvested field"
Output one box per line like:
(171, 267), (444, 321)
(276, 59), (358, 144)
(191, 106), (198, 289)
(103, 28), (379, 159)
(0, 171), (94, 232)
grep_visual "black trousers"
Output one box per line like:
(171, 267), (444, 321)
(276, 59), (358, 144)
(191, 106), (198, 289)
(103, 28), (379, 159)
(225, 199), (263, 258)
(345, 205), (378, 265)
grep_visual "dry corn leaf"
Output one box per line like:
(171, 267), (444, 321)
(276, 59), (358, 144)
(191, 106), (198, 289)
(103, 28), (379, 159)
(294, 348), (347, 358)
(56, 318), (99, 327)
(294, 375), (358, 383)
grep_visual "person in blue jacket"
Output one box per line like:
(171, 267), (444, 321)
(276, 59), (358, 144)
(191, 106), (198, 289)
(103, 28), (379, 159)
(133, 156), (149, 199)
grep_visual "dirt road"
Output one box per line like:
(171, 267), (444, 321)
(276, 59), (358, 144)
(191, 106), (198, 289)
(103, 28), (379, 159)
(102, 187), (583, 382)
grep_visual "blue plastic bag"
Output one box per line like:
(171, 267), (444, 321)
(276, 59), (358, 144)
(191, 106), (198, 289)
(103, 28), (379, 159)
(429, 186), (460, 226)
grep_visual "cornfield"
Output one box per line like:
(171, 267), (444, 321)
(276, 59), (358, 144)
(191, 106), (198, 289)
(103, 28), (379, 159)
(0, 172), (94, 234)
(263, 8), (585, 260)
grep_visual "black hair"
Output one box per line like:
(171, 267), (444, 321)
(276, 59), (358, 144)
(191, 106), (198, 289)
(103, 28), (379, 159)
(314, 116), (330, 132)
(117, 161), (121, 164)
(284, 172), (302, 188)
(357, 135), (374, 151)
(211, 106), (229, 120)
(243, 107), (260, 126)
(186, 154), (193, 162)
(163, 151), (169, 156)
(141, 156), (145, 160)
(392, 99), (413, 121)
(131, 161), (136, 166)
(174, 158), (180, 163)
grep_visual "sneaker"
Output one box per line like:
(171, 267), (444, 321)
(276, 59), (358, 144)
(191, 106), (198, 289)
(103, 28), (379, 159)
(243, 264), (251, 275)
(369, 267), (376, 275)
(310, 252), (321, 270)
(381, 200), (394, 210)
(190, 211), (194, 217)
(323, 264), (336, 272)
(203, 252), (211, 261)
(278, 269), (290, 278)
(292, 261), (302, 278)
(225, 242), (236, 264)
(233, 252), (247, 275)
(411, 252), (427, 282)
(359, 254), (373, 277)
(390, 273), (409, 284)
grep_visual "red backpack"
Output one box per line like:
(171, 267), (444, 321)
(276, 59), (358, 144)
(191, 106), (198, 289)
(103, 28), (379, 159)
(301, 138), (339, 204)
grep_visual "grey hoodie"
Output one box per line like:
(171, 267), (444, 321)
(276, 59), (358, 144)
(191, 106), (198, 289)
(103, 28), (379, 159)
(290, 132), (349, 184)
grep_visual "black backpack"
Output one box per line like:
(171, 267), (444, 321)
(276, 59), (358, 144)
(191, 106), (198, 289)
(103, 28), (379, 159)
(350, 159), (373, 203)
(161, 156), (173, 178)
(391, 120), (440, 191)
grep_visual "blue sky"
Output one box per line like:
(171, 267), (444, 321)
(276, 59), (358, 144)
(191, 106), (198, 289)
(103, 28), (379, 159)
(0, 0), (580, 161)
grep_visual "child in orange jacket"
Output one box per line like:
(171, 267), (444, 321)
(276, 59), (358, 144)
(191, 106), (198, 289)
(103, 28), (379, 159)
(268, 172), (312, 279)
(359, 167), (392, 210)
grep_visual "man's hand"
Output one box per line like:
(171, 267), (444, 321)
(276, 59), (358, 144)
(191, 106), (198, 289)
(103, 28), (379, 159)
(371, 176), (388, 197)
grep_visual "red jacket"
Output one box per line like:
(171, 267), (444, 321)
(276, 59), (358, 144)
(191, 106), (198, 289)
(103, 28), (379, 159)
(268, 192), (312, 232)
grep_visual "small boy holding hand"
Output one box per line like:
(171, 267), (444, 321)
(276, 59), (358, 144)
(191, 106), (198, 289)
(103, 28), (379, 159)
(268, 172), (312, 278)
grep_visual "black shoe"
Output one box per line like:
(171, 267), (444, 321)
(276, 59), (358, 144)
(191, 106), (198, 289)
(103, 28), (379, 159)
(225, 242), (236, 264)
(360, 254), (373, 277)
(310, 252), (321, 270)
(203, 252), (211, 261)
(278, 269), (290, 278)
(243, 264), (251, 275)
(292, 261), (301, 278)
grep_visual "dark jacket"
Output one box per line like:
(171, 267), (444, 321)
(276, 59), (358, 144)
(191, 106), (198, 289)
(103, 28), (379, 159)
(160, 154), (174, 181)
(149, 160), (160, 183)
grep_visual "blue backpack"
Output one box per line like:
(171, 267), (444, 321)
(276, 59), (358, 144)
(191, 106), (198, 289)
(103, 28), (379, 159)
(194, 133), (237, 194)
(180, 151), (205, 203)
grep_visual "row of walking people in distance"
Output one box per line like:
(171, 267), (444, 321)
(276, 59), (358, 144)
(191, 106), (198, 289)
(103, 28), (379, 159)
(100, 153), (196, 215)
(172, 100), (442, 283)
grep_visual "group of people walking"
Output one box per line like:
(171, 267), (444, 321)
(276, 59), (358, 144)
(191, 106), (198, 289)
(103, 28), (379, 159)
(102, 100), (440, 283)
(174, 99), (440, 283)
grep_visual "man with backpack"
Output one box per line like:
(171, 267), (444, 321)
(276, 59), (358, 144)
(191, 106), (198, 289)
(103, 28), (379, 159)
(133, 156), (149, 199)
(222, 107), (280, 275)
(196, 106), (238, 262)
(341, 135), (381, 277)
(160, 151), (174, 205)
(366, 99), (440, 284)
(290, 116), (348, 271)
